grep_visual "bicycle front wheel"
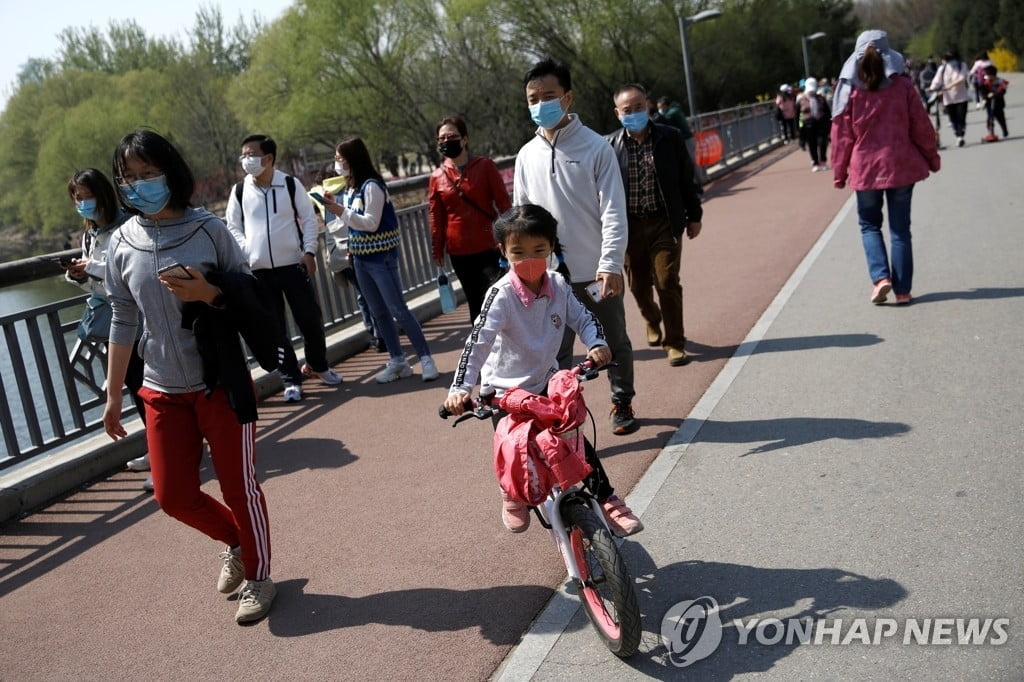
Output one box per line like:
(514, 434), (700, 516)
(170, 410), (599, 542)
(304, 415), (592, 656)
(566, 502), (641, 657)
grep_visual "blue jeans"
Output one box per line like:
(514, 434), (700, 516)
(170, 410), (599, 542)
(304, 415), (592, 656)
(856, 185), (914, 295)
(353, 249), (431, 360)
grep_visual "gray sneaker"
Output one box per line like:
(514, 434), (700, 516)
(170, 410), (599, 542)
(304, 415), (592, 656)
(235, 578), (277, 623)
(217, 546), (244, 594)
(376, 359), (413, 384)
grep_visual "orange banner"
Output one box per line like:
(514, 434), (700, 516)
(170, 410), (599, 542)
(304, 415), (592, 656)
(695, 130), (723, 167)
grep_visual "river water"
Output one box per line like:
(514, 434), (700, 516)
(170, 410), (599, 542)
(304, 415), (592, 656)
(0, 275), (83, 318)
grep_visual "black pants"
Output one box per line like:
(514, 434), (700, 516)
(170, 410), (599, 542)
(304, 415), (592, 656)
(449, 249), (503, 324)
(125, 339), (146, 422)
(254, 264), (328, 385)
(805, 120), (830, 166)
(946, 101), (968, 137)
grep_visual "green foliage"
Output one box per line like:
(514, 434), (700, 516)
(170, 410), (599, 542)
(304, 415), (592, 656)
(0, 8), (255, 236)
(998, 0), (1024, 54)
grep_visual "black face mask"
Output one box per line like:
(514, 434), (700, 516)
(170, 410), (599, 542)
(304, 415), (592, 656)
(438, 139), (463, 159)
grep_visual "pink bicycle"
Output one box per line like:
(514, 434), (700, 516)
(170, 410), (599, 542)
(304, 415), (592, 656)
(440, 362), (642, 657)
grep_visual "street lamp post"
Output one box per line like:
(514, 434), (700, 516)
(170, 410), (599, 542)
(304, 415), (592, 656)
(677, 8), (722, 131)
(802, 32), (827, 80)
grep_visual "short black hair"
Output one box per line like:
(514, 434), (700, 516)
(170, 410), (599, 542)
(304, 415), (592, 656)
(493, 204), (558, 248)
(112, 129), (194, 213)
(613, 83), (648, 102)
(984, 64), (998, 76)
(523, 57), (572, 91)
(241, 134), (277, 159)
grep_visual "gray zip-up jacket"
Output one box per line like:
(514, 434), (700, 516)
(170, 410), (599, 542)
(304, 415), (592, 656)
(105, 208), (249, 393)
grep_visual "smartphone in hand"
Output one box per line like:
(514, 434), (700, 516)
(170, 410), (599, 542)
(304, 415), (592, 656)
(585, 280), (605, 302)
(309, 192), (325, 205)
(157, 263), (193, 280)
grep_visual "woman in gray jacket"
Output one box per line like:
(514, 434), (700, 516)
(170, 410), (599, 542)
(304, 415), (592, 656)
(102, 130), (275, 624)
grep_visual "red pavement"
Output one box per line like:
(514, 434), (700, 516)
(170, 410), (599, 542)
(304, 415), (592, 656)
(0, 144), (848, 680)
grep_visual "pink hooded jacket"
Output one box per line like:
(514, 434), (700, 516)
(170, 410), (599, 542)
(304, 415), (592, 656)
(830, 74), (940, 190)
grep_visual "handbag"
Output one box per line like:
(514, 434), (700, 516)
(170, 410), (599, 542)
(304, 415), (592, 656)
(76, 294), (112, 341)
(437, 269), (457, 314)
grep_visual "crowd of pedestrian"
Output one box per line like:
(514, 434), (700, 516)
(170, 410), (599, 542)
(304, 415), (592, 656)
(59, 25), (998, 627)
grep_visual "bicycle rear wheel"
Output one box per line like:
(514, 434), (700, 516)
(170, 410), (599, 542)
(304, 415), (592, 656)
(566, 502), (641, 657)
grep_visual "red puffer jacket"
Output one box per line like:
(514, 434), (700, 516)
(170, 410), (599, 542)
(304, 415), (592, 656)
(428, 156), (511, 261)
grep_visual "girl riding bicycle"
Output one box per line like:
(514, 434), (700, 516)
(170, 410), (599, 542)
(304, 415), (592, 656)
(443, 204), (643, 537)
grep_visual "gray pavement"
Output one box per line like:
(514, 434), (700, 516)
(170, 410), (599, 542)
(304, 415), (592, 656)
(498, 85), (1024, 679)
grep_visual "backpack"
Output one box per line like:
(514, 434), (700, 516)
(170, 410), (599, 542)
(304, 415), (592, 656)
(233, 175), (302, 240)
(493, 370), (593, 506)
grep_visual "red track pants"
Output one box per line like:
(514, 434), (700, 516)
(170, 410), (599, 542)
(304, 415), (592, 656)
(138, 386), (271, 581)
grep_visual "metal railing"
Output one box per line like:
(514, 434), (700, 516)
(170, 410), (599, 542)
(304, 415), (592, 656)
(695, 102), (783, 180)
(0, 101), (786, 467)
(0, 202), (439, 468)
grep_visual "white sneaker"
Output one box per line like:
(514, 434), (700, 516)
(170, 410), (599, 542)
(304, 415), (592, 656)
(143, 476), (154, 492)
(420, 356), (440, 382)
(376, 359), (413, 384)
(126, 454), (150, 472)
(957, 136), (965, 147)
(811, 164), (821, 172)
(283, 384), (302, 402)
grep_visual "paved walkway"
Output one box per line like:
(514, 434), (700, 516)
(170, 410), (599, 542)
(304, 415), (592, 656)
(2, 82), (1022, 679)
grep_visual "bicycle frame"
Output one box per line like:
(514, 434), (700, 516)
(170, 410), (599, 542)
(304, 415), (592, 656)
(535, 486), (614, 583)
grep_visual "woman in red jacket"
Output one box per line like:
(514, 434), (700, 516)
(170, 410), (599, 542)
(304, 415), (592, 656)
(831, 30), (941, 306)
(428, 115), (512, 323)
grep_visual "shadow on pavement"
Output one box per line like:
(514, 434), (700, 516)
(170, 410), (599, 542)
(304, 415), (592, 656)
(266, 578), (554, 645)
(908, 287), (1024, 304)
(624, 550), (908, 679)
(693, 417), (910, 456)
(686, 333), (885, 364)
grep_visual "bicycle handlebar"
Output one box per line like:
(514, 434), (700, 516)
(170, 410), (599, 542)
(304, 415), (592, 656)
(438, 360), (616, 424)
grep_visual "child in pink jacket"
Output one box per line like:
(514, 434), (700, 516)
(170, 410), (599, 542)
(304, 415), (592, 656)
(830, 30), (941, 305)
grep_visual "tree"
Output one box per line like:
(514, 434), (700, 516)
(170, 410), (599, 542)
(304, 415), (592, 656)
(999, 0), (1024, 54)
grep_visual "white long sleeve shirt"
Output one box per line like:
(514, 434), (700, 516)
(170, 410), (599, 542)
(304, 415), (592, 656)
(450, 270), (607, 397)
(513, 114), (628, 282)
(225, 169), (319, 270)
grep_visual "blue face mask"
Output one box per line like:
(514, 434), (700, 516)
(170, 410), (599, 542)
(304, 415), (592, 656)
(75, 198), (99, 222)
(529, 97), (566, 129)
(620, 111), (650, 134)
(119, 175), (171, 215)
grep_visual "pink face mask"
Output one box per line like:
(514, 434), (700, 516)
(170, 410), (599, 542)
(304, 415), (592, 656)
(511, 257), (548, 281)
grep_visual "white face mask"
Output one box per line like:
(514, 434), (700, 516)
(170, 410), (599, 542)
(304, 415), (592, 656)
(241, 155), (264, 176)
(334, 161), (349, 176)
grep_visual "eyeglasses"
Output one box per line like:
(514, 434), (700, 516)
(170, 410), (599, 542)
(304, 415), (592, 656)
(116, 169), (163, 185)
(437, 134), (462, 142)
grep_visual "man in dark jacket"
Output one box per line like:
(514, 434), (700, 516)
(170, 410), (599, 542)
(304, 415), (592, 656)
(606, 84), (704, 366)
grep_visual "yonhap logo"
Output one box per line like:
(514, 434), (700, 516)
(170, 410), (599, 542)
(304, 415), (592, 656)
(661, 596), (1010, 668)
(661, 596), (723, 667)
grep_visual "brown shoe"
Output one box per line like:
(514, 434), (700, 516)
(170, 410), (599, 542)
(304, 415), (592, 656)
(667, 347), (689, 366)
(645, 323), (662, 347)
